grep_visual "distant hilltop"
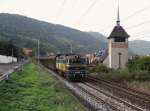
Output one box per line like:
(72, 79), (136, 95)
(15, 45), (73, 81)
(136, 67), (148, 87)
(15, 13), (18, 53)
(0, 13), (149, 55)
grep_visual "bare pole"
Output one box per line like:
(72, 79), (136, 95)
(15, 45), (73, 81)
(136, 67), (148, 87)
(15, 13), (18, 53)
(70, 44), (73, 54)
(12, 48), (14, 63)
(35, 49), (36, 57)
(18, 36), (40, 62)
(37, 39), (40, 64)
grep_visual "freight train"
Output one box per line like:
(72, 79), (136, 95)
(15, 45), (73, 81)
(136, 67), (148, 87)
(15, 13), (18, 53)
(40, 54), (87, 81)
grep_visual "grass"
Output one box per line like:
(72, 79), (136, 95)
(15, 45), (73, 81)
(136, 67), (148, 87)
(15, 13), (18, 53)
(0, 62), (87, 111)
(89, 65), (150, 92)
(127, 81), (150, 93)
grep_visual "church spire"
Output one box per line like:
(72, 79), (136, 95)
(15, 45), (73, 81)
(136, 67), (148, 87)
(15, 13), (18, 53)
(117, 5), (120, 26)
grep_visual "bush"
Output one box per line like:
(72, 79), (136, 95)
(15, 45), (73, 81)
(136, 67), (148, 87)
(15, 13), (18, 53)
(132, 70), (150, 80)
(109, 69), (132, 80)
(89, 56), (150, 81)
(108, 69), (150, 81)
(127, 56), (150, 72)
(88, 64), (111, 73)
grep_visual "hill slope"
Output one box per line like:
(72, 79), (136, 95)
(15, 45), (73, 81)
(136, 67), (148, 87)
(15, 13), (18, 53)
(0, 13), (106, 54)
(0, 13), (149, 55)
(129, 40), (150, 55)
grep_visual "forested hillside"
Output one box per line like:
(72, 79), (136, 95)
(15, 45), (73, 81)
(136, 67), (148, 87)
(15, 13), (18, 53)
(0, 13), (106, 55)
(0, 13), (149, 55)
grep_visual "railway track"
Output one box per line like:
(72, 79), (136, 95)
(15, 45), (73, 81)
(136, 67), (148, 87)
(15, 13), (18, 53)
(87, 75), (150, 110)
(42, 64), (149, 111)
(83, 82), (144, 111)
(91, 75), (150, 98)
(75, 83), (120, 111)
(43, 66), (123, 111)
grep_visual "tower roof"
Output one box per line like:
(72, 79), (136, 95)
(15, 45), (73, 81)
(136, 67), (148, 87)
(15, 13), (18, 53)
(108, 5), (130, 39)
(108, 26), (130, 39)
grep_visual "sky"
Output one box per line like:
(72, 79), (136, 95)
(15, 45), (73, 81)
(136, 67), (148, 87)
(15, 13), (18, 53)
(0, 0), (150, 41)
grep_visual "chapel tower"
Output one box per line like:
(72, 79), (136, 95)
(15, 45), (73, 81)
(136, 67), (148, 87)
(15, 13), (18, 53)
(108, 7), (130, 69)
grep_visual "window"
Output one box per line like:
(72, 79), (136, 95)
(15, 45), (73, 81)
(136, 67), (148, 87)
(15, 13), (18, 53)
(114, 37), (126, 42)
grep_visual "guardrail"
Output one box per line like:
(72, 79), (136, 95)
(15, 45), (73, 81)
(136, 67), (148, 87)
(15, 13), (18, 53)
(0, 60), (30, 82)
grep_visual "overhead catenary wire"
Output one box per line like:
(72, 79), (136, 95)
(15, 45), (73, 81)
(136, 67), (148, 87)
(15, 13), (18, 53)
(54, 0), (150, 41)
(125, 20), (150, 30)
(100, 3), (150, 34)
(131, 35), (150, 40)
(97, 1), (150, 41)
(130, 30), (150, 36)
(131, 32), (150, 37)
(99, 0), (120, 33)
(75, 0), (100, 25)
(123, 4), (150, 22)
(55, 0), (67, 22)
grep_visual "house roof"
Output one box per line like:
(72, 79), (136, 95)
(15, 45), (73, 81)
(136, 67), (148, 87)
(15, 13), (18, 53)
(108, 26), (130, 39)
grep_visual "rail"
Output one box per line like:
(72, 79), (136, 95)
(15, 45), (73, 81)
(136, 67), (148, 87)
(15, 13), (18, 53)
(84, 82), (144, 111)
(87, 75), (150, 110)
(41, 64), (122, 111)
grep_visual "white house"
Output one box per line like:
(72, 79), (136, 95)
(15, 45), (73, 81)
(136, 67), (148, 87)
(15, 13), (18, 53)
(0, 55), (17, 64)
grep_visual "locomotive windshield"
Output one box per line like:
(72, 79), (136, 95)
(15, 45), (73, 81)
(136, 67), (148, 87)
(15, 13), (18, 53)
(56, 54), (86, 65)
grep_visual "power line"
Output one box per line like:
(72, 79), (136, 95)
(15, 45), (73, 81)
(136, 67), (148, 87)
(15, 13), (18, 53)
(123, 4), (150, 22)
(75, 0), (100, 25)
(125, 20), (150, 30)
(99, 0), (119, 33)
(100, 4), (150, 33)
(131, 32), (150, 37)
(130, 30), (150, 36)
(131, 35), (150, 40)
(130, 31), (150, 39)
(72, 0), (79, 9)
(55, 0), (67, 22)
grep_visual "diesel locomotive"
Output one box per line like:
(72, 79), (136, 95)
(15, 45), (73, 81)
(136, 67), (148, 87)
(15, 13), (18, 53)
(56, 54), (87, 81)
(40, 54), (87, 81)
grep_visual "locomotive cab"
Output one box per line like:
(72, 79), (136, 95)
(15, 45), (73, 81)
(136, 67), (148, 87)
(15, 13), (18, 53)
(56, 54), (87, 81)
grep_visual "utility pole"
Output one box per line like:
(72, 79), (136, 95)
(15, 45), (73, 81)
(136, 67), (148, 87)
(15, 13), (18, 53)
(35, 49), (36, 58)
(12, 48), (14, 63)
(17, 35), (40, 63)
(70, 44), (72, 54)
(37, 39), (40, 64)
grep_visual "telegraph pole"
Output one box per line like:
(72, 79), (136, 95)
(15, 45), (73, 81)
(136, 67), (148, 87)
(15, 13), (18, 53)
(37, 40), (40, 64)
(12, 48), (14, 63)
(70, 44), (73, 54)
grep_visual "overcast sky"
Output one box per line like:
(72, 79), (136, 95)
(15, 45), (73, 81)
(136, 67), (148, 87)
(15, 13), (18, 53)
(0, 0), (150, 41)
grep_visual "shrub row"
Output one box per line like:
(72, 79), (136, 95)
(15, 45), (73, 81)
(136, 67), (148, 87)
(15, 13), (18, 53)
(127, 56), (150, 72)
(89, 56), (150, 81)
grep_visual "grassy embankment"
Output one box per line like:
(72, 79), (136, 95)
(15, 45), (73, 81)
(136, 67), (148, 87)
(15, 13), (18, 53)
(0, 62), (87, 111)
(89, 56), (150, 92)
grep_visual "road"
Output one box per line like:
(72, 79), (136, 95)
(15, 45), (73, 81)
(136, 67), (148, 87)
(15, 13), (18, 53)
(0, 63), (22, 75)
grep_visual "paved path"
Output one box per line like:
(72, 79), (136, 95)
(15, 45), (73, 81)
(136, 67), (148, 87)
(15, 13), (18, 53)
(0, 62), (22, 75)
(0, 60), (29, 81)
(0, 62), (28, 76)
